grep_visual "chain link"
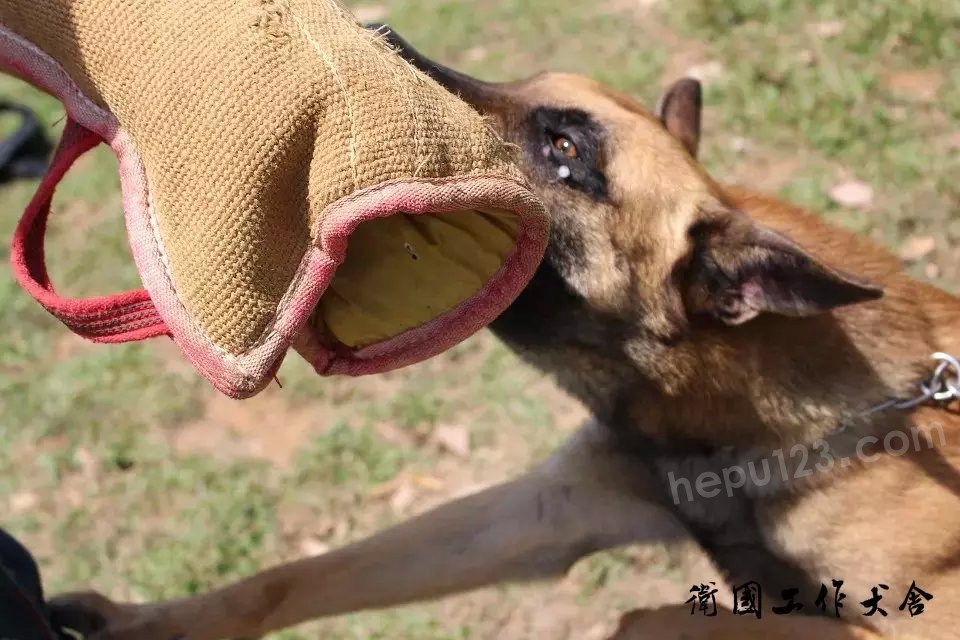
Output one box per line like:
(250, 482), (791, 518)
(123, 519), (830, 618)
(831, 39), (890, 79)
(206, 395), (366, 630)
(857, 352), (960, 418)
(930, 352), (960, 401)
(892, 352), (960, 410)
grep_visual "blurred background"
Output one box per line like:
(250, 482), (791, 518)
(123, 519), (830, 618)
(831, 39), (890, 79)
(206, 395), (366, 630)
(0, 0), (957, 638)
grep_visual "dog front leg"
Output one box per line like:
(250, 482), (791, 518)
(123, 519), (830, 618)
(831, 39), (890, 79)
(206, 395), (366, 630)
(69, 428), (689, 640)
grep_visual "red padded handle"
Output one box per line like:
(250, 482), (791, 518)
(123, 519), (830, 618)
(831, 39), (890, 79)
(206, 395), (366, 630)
(9, 119), (169, 342)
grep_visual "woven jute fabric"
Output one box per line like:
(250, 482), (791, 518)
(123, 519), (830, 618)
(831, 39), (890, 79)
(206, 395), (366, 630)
(1, 0), (526, 356)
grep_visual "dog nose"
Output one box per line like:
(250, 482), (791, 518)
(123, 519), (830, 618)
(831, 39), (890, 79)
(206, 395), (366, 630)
(365, 23), (498, 109)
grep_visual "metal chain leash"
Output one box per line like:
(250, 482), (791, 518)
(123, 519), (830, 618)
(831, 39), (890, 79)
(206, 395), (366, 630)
(861, 352), (960, 417)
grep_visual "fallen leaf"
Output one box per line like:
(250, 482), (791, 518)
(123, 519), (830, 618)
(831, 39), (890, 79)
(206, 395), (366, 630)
(583, 621), (619, 640)
(685, 61), (724, 83)
(464, 46), (488, 63)
(606, 0), (662, 12)
(889, 106), (909, 122)
(810, 20), (846, 38)
(298, 536), (330, 558)
(432, 424), (471, 458)
(795, 49), (816, 66)
(351, 5), (388, 23)
(730, 136), (750, 154)
(828, 180), (874, 208)
(900, 235), (936, 262)
(9, 491), (38, 514)
(332, 519), (352, 540)
(946, 131), (960, 151)
(75, 447), (100, 481)
(883, 70), (943, 102)
(372, 421), (417, 448)
(62, 487), (83, 509)
(412, 473), (445, 491)
(389, 480), (417, 515)
(368, 472), (407, 499)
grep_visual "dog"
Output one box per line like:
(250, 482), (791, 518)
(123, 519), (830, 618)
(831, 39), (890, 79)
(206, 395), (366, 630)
(51, 26), (959, 640)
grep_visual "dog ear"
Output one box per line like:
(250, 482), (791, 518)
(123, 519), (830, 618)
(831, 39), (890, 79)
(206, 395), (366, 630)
(684, 214), (883, 325)
(656, 78), (702, 157)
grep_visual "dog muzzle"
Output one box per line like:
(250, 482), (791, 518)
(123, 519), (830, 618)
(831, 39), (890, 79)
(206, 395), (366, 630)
(0, 0), (547, 398)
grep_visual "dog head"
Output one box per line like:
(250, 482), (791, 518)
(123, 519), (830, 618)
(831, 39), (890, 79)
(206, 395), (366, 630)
(377, 27), (889, 446)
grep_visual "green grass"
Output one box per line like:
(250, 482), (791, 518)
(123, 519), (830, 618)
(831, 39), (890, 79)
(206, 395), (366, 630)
(666, 0), (960, 287)
(0, 0), (957, 637)
(293, 421), (410, 489)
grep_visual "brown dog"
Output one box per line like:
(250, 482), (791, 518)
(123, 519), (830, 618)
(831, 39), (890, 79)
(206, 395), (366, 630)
(53, 27), (959, 640)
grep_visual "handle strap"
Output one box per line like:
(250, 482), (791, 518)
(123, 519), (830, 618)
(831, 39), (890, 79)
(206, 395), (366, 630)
(9, 119), (169, 342)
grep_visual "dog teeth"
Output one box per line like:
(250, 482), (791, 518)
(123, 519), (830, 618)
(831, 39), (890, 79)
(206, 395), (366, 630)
(557, 165), (571, 179)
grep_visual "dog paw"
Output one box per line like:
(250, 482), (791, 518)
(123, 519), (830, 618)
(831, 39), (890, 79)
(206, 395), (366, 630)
(49, 591), (124, 635)
(49, 592), (186, 640)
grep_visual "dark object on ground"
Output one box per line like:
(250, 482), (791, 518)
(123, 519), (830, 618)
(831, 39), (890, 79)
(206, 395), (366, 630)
(0, 101), (51, 184)
(0, 527), (85, 639)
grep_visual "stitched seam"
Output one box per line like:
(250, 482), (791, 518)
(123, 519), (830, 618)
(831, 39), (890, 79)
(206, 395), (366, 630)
(144, 189), (250, 365)
(292, 6), (359, 190)
(57, 301), (156, 323)
(80, 317), (163, 336)
(0, 27), (249, 370)
(368, 26), (424, 177)
(74, 309), (163, 330)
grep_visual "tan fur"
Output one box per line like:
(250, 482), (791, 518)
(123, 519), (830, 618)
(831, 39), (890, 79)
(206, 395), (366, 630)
(53, 29), (960, 640)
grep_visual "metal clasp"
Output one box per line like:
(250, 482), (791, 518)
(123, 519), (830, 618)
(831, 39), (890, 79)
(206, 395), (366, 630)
(927, 352), (960, 402)
(857, 352), (960, 418)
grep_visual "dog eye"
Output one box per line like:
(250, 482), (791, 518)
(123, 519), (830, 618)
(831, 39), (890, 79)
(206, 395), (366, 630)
(552, 136), (578, 159)
(530, 107), (609, 200)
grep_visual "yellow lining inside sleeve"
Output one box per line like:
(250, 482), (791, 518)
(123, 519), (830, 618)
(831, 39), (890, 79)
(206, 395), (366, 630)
(315, 208), (520, 348)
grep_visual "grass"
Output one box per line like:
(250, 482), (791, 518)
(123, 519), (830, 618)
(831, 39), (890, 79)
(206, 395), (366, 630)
(0, 0), (957, 638)
(666, 0), (960, 286)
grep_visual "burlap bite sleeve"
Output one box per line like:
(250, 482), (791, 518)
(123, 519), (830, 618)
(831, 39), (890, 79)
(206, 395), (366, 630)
(0, 0), (547, 397)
